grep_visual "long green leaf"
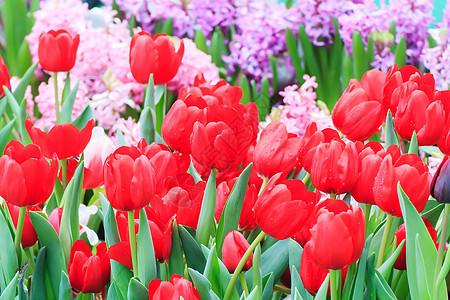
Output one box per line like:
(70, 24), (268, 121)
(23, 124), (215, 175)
(179, 225), (206, 272)
(394, 36), (406, 68)
(136, 208), (157, 286)
(0, 209), (17, 291)
(385, 110), (399, 149)
(188, 268), (221, 300)
(194, 29), (208, 54)
(30, 247), (47, 300)
(255, 78), (270, 121)
(0, 118), (15, 153)
(239, 75), (251, 105)
(196, 169), (217, 246)
(0, 272), (18, 300)
(352, 31), (368, 80)
(72, 105), (94, 130)
(127, 277), (149, 300)
(58, 271), (72, 300)
(60, 80), (80, 123)
(110, 261), (132, 300)
(100, 193), (120, 247)
(168, 221), (185, 277)
(286, 27), (303, 82)
(13, 61), (38, 102)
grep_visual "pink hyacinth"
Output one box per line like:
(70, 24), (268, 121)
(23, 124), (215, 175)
(109, 117), (141, 146)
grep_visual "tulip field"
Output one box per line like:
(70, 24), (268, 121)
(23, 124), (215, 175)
(2, 0), (450, 299)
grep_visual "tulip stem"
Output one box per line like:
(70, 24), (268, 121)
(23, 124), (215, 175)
(2, 112), (21, 141)
(273, 284), (291, 294)
(301, 172), (311, 185)
(128, 211), (138, 277)
(61, 159), (68, 192)
(224, 231), (266, 300)
(434, 204), (450, 293)
(239, 272), (249, 297)
(329, 269), (340, 300)
(364, 204), (372, 236)
(14, 206), (27, 258)
(54, 72), (60, 123)
(377, 214), (394, 268)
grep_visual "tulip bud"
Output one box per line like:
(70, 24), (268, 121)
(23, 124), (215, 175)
(148, 274), (200, 300)
(431, 156), (450, 203)
(38, 29), (80, 72)
(222, 230), (253, 273)
(6, 203), (40, 248)
(0, 55), (10, 98)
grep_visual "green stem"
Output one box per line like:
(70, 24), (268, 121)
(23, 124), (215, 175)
(273, 284), (291, 294)
(302, 173), (311, 185)
(14, 206), (27, 258)
(25, 247), (35, 275)
(2, 112), (21, 140)
(364, 204), (372, 236)
(54, 72), (60, 123)
(128, 211), (138, 277)
(239, 272), (249, 297)
(434, 205), (450, 295)
(223, 231), (266, 300)
(61, 159), (68, 192)
(330, 193), (336, 199)
(329, 269), (339, 300)
(377, 214), (394, 268)
(163, 84), (167, 116)
(391, 270), (403, 292)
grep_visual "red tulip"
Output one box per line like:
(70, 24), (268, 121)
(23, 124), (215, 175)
(25, 118), (95, 160)
(150, 173), (206, 229)
(0, 55), (10, 98)
(304, 199), (365, 270)
(148, 274), (200, 300)
(332, 69), (386, 141)
(130, 32), (184, 85)
(392, 219), (437, 270)
(190, 103), (258, 172)
(38, 29), (80, 72)
(300, 246), (348, 295)
(222, 230), (253, 273)
(310, 140), (359, 195)
(0, 140), (58, 207)
(215, 178), (258, 231)
(253, 121), (301, 179)
(436, 91), (450, 155)
(6, 203), (40, 248)
(254, 173), (320, 240)
(383, 65), (434, 114)
(103, 145), (156, 212)
(352, 144), (401, 205)
(393, 81), (444, 146)
(298, 122), (340, 173)
(374, 152), (430, 217)
(68, 240), (110, 294)
(161, 97), (207, 154)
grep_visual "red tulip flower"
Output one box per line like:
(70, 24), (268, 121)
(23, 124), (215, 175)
(298, 122), (341, 173)
(0, 55), (10, 98)
(332, 69), (386, 141)
(38, 29), (80, 72)
(148, 274), (200, 300)
(222, 230), (253, 273)
(104, 145), (156, 212)
(311, 140), (359, 195)
(304, 199), (365, 270)
(254, 174), (320, 240)
(6, 203), (40, 248)
(253, 121), (301, 179)
(352, 144), (401, 205)
(392, 219), (437, 270)
(161, 97), (207, 154)
(374, 152), (430, 217)
(0, 140), (58, 207)
(68, 240), (110, 294)
(130, 32), (184, 85)
(25, 118), (95, 160)
(436, 91), (450, 155)
(393, 80), (444, 146)
(300, 246), (348, 295)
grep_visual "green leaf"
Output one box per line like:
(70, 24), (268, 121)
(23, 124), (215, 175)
(255, 78), (270, 121)
(127, 277), (149, 300)
(378, 240), (405, 280)
(351, 248), (368, 300)
(0, 206), (17, 289)
(314, 274), (329, 300)
(398, 184), (446, 299)
(59, 271), (72, 300)
(0, 272), (18, 300)
(179, 225), (206, 272)
(161, 18), (173, 35)
(13, 61), (38, 102)
(245, 286), (260, 300)
(72, 105), (94, 130)
(252, 244), (262, 299)
(374, 269), (397, 300)
(59, 162), (84, 264)
(19, 98), (31, 144)
(30, 247), (47, 300)
(352, 31), (368, 81)
(216, 163), (252, 254)
(210, 28), (226, 69)
(202, 244), (225, 297)
(188, 268), (221, 300)
(3, 87), (21, 126)
(261, 273), (274, 300)
(288, 240), (311, 300)
(168, 221), (185, 277)
(194, 29), (208, 54)
(269, 55), (278, 92)
(286, 27), (303, 83)
(116, 128), (126, 147)
(408, 131), (418, 154)
(299, 25), (320, 80)
(100, 193), (120, 247)
(394, 36), (406, 68)
(196, 169), (217, 246)
(385, 110), (399, 149)
(60, 80), (80, 123)
(239, 75), (251, 105)
(29, 212), (66, 298)
(342, 51), (354, 87)
(110, 261), (132, 300)
(0, 118), (16, 153)
(137, 208), (157, 286)
(106, 283), (121, 300)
